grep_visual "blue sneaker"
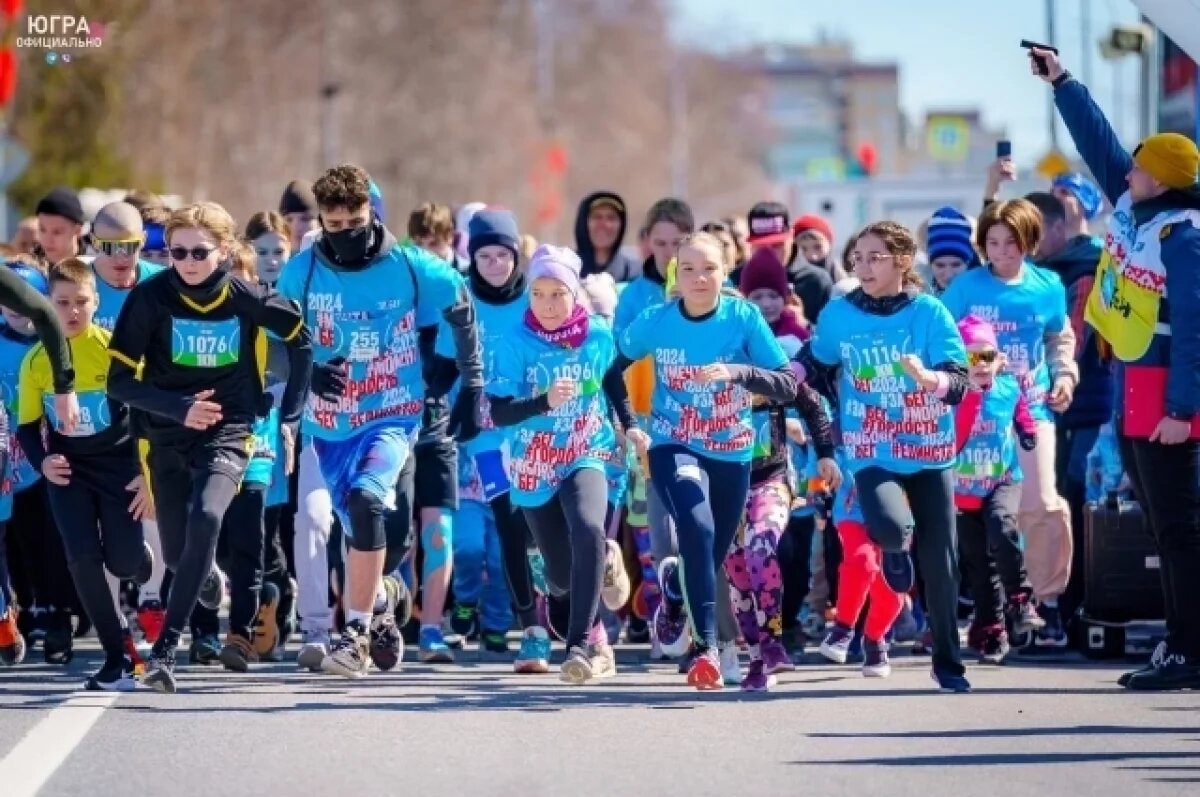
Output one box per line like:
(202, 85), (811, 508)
(418, 626), (454, 664)
(514, 626), (550, 674)
(931, 664), (972, 693)
(819, 623), (854, 664)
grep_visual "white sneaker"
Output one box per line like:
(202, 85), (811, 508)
(719, 641), (742, 685)
(601, 540), (632, 611)
(297, 631), (329, 673)
(589, 640), (618, 680)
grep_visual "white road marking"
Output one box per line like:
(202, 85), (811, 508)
(0, 691), (117, 797)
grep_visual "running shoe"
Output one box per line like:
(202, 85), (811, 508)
(189, 633), (221, 665)
(448, 602), (478, 644)
(819, 623), (854, 664)
(513, 626), (551, 674)
(862, 638), (892, 678)
(219, 632), (257, 673)
(719, 641), (742, 685)
(251, 582), (281, 658)
(930, 664), (972, 693)
(741, 658), (776, 692)
(369, 576), (404, 671)
(43, 610), (74, 665)
(135, 541), (155, 586)
(480, 629), (510, 657)
(589, 638), (617, 680)
(198, 565), (227, 612)
(560, 645), (594, 684)
(1036, 602), (1068, 648)
(19, 605), (45, 648)
(686, 646), (723, 690)
(84, 654), (139, 692)
(323, 621), (371, 678)
(1006, 594), (1046, 636)
(653, 561), (691, 658)
(144, 646), (178, 694)
(137, 599), (165, 645)
(600, 539), (632, 611)
(0, 606), (26, 666)
(297, 631), (329, 673)
(761, 636), (796, 675)
(978, 630), (1011, 666)
(418, 626), (455, 663)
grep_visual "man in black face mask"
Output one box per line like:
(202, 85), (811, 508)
(276, 164), (483, 679)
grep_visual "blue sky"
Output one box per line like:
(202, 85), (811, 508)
(675, 0), (1147, 165)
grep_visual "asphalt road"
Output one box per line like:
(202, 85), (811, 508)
(1, 639), (1198, 797)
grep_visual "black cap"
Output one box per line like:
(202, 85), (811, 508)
(746, 201), (791, 245)
(35, 186), (84, 225)
(279, 180), (318, 216)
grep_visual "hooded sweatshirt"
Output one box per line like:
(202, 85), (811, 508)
(575, 191), (642, 283)
(1037, 234), (1113, 429)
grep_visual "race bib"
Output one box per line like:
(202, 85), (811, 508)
(44, 391), (110, 437)
(171, 318), (241, 368)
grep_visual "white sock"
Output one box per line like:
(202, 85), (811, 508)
(139, 520), (165, 602)
(346, 610), (372, 629)
(372, 585), (388, 613)
(1043, 598), (1058, 609)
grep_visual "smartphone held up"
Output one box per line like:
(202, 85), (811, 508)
(1020, 39), (1059, 76)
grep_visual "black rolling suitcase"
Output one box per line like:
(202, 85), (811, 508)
(1077, 491), (1164, 659)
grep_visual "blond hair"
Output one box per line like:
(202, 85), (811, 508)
(166, 201), (238, 247)
(668, 231), (730, 298)
(229, 241), (257, 282)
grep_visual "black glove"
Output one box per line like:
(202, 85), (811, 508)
(311, 357), (348, 403)
(447, 385), (482, 443)
(1018, 431), (1037, 452)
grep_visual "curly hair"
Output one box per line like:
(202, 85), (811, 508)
(312, 164), (372, 213)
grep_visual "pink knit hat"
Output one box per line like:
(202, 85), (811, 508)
(957, 314), (998, 349)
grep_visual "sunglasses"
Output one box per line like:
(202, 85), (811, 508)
(968, 349), (999, 365)
(169, 245), (218, 262)
(95, 238), (142, 257)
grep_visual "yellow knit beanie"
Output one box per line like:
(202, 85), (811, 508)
(1133, 132), (1200, 190)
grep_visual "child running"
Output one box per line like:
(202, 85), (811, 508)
(488, 245), (637, 683)
(16, 259), (153, 690)
(107, 201), (313, 693)
(797, 221), (972, 692)
(952, 314), (1042, 663)
(731, 248), (840, 691)
(619, 231), (798, 690)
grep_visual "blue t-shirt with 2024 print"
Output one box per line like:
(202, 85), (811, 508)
(619, 295), (788, 464)
(954, 373), (1024, 499)
(809, 292), (965, 476)
(489, 316), (620, 508)
(276, 242), (461, 442)
(939, 261), (1067, 422)
(93, 260), (164, 332)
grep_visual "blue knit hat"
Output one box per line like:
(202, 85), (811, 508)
(468, 208), (520, 260)
(926, 206), (975, 263)
(1052, 172), (1103, 220)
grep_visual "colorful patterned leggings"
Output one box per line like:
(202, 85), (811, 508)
(725, 476), (791, 656)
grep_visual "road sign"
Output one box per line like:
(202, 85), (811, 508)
(927, 116), (970, 162)
(1036, 150), (1071, 179)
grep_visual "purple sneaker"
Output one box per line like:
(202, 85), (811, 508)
(654, 601), (691, 659)
(760, 637), (796, 675)
(741, 659), (776, 692)
(819, 623), (855, 664)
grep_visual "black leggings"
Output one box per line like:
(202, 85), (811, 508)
(220, 485), (266, 640)
(47, 473), (143, 658)
(523, 468), (608, 651)
(854, 466), (962, 674)
(149, 429), (249, 649)
(491, 491), (537, 628)
(779, 514), (815, 634)
(956, 481), (1028, 628)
